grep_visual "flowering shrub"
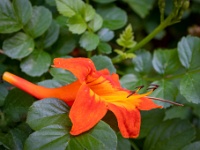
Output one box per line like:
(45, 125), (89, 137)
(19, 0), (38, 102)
(1, 0), (200, 150)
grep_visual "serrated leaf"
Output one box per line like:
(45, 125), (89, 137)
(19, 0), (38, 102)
(0, 0), (21, 33)
(55, 0), (85, 17)
(132, 49), (153, 74)
(182, 141), (200, 150)
(67, 14), (87, 34)
(180, 72), (200, 103)
(88, 14), (103, 32)
(3, 32), (34, 59)
(123, 0), (155, 18)
(116, 24), (136, 48)
(98, 42), (112, 54)
(0, 84), (8, 106)
(114, 49), (136, 59)
(3, 89), (35, 122)
(26, 98), (71, 130)
(24, 6), (52, 38)
(144, 119), (195, 150)
(83, 4), (95, 22)
(50, 68), (76, 84)
(43, 20), (60, 48)
(97, 5), (127, 30)
(98, 28), (114, 42)
(13, 0), (32, 25)
(91, 55), (116, 73)
(164, 107), (191, 120)
(177, 36), (200, 70)
(139, 109), (164, 138)
(150, 80), (178, 108)
(152, 49), (181, 75)
(79, 32), (99, 51)
(20, 50), (51, 76)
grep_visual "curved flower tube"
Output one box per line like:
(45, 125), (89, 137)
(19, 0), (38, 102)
(2, 57), (162, 138)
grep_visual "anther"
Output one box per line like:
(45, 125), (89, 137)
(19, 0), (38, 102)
(147, 84), (159, 91)
(127, 85), (144, 98)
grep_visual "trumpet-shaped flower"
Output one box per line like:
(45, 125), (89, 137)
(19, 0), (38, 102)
(2, 57), (162, 138)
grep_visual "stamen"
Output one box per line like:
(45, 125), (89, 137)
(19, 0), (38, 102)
(147, 96), (184, 106)
(127, 85), (144, 98)
(147, 84), (159, 91)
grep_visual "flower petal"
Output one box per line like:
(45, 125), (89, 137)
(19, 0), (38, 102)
(53, 58), (96, 82)
(137, 97), (163, 110)
(69, 83), (107, 135)
(108, 104), (141, 138)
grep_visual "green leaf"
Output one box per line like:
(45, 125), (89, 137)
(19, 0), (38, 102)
(117, 133), (131, 150)
(98, 28), (114, 42)
(97, 5), (127, 30)
(132, 49), (153, 74)
(88, 14), (103, 32)
(152, 49), (181, 75)
(55, 0), (85, 17)
(24, 6), (52, 38)
(93, 0), (116, 3)
(0, 0), (21, 33)
(67, 14), (87, 34)
(91, 55), (116, 73)
(150, 80), (178, 108)
(83, 4), (95, 22)
(97, 42), (112, 54)
(0, 84), (8, 106)
(139, 109), (164, 138)
(120, 74), (139, 90)
(164, 107), (191, 120)
(177, 36), (200, 70)
(116, 24), (136, 48)
(182, 141), (200, 150)
(180, 72), (200, 103)
(114, 49), (136, 59)
(20, 50), (51, 77)
(144, 119), (195, 150)
(26, 98), (71, 131)
(79, 32), (100, 51)
(3, 89), (35, 122)
(25, 99), (117, 150)
(43, 20), (60, 48)
(38, 79), (63, 88)
(13, 0), (32, 25)
(3, 32), (34, 59)
(123, 0), (155, 18)
(50, 68), (77, 84)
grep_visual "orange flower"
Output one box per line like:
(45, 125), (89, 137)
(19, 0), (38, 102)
(2, 57), (162, 138)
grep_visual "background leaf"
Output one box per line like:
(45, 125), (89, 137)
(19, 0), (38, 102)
(20, 50), (51, 76)
(97, 5), (127, 30)
(97, 42), (112, 54)
(3, 32), (34, 59)
(98, 28), (114, 42)
(24, 6), (52, 38)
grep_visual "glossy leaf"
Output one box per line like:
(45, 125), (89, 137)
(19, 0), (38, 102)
(180, 72), (200, 103)
(177, 36), (200, 70)
(97, 5), (127, 30)
(139, 109), (164, 138)
(150, 80), (178, 108)
(3, 89), (35, 122)
(13, 0), (32, 25)
(0, 0), (21, 33)
(132, 50), (153, 74)
(26, 98), (71, 131)
(144, 119), (196, 150)
(91, 55), (116, 73)
(88, 14), (103, 32)
(98, 28), (114, 42)
(67, 14), (87, 34)
(20, 50), (51, 76)
(120, 74), (139, 90)
(123, 0), (155, 18)
(3, 32), (34, 59)
(152, 49), (180, 75)
(97, 42), (112, 54)
(38, 79), (63, 88)
(79, 32), (100, 51)
(24, 6), (52, 38)
(56, 0), (85, 17)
